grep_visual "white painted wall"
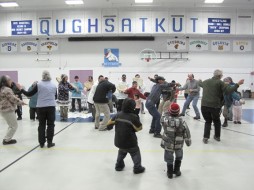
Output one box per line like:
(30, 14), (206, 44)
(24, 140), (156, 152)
(0, 36), (253, 94)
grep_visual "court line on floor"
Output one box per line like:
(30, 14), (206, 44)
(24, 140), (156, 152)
(0, 117), (80, 174)
(185, 111), (254, 137)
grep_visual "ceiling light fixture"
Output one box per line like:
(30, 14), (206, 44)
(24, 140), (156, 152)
(65, 0), (84, 5)
(135, 0), (153, 3)
(0, 2), (19, 7)
(204, 0), (224, 3)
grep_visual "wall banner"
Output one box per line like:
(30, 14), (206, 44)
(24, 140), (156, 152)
(233, 40), (252, 52)
(211, 40), (231, 52)
(167, 39), (187, 51)
(189, 39), (209, 51)
(11, 20), (32, 35)
(208, 18), (231, 34)
(0, 41), (18, 53)
(40, 40), (58, 52)
(103, 48), (120, 67)
(20, 41), (38, 52)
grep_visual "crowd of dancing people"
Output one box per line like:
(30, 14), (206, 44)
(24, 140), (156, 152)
(0, 69), (245, 177)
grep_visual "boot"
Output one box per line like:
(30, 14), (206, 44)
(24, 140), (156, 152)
(167, 164), (173, 179)
(133, 166), (145, 174)
(115, 161), (125, 171)
(174, 160), (182, 177)
(222, 118), (228, 127)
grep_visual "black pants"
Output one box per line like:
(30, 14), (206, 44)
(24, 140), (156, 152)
(16, 105), (22, 118)
(116, 146), (142, 169)
(117, 99), (124, 112)
(30, 107), (37, 120)
(134, 108), (140, 116)
(37, 107), (56, 145)
(72, 98), (82, 112)
(201, 106), (222, 139)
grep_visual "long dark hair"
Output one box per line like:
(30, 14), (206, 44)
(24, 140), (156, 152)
(0, 75), (10, 89)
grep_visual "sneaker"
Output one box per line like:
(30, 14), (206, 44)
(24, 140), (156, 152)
(214, 136), (220, 142)
(134, 166), (145, 174)
(149, 129), (154, 134)
(234, 121), (237, 124)
(237, 121), (241, 124)
(17, 117), (22, 120)
(203, 138), (208, 144)
(47, 143), (55, 148)
(179, 113), (185, 117)
(3, 139), (17, 145)
(194, 116), (200, 120)
(153, 133), (162, 138)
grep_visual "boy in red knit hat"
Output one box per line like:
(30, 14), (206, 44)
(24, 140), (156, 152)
(160, 103), (192, 179)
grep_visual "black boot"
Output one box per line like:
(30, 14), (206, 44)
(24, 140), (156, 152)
(115, 161), (125, 171)
(47, 142), (55, 148)
(167, 164), (173, 179)
(174, 160), (182, 177)
(222, 119), (228, 127)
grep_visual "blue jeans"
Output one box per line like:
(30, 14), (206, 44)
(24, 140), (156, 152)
(181, 95), (200, 117)
(145, 99), (161, 134)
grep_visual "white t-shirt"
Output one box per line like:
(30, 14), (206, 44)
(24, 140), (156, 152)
(116, 81), (129, 100)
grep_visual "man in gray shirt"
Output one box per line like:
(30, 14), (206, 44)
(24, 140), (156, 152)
(178, 74), (201, 120)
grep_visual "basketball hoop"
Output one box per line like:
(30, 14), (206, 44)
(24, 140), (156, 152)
(139, 48), (157, 63)
(145, 58), (151, 62)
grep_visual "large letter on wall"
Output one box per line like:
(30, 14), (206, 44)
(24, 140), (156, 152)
(190, 18), (198, 33)
(105, 18), (115, 32)
(56, 19), (66, 33)
(173, 17), (183, 32)
(72, 19), (81, 33)
(88, 19), (98, 33)
(139, 18), (148, 32)
(122, 19), (131, 32)
(156, 18), (165, 32)
(40, 20), (50, 36)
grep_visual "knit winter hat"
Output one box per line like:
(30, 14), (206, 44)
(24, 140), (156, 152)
(168, 103), (180, 116)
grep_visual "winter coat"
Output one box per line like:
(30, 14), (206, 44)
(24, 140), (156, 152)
(28, 86), (38, 108)
(161, 113), (191, 151)
(93, 80), (116, 104)
(107, 98), (142, 149)
(0, 87), (23, 112)
(71, 81), (83, 98)
(199, 77), (239, 108)
(57, 81), (74, 104)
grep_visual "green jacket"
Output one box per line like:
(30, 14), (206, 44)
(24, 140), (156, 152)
(199, 76), (239, 108)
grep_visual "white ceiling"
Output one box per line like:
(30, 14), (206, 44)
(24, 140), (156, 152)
(0, 0), (254, 12)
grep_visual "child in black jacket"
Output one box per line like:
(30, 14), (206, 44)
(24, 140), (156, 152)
(107, 98), (145, 174)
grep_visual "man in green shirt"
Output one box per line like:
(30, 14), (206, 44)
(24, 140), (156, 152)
(199, 69), (244, 144)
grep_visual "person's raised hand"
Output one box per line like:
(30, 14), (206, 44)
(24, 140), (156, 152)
(237, 79), (244, 85)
